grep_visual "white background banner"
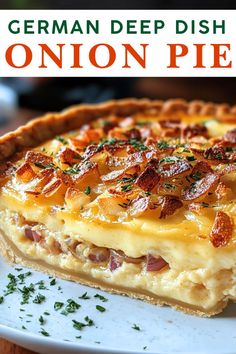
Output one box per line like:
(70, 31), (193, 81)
(0, 10), (235, 77)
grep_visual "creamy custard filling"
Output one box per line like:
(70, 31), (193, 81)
(1, 208), (236, 311)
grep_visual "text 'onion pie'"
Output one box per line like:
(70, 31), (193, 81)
(0, 99), (236, 316)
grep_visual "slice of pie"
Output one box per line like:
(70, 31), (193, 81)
(0, 99), (236, 316)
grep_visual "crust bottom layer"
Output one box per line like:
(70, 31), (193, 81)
(0, 229), (229, 317)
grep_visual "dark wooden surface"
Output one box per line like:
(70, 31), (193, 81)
(0, 338), (37, 354)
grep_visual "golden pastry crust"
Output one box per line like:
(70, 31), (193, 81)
(0, 98), (236, 161)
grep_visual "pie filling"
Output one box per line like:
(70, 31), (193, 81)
(0, 107), (236, 315)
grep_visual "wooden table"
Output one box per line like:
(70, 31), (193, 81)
(0, 338), (36, 353)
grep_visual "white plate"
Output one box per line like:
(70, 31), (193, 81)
(0, 257), (236, 354)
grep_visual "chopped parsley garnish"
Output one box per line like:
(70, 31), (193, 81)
(96, 305), (106, 313)
(129, 138), (147, 151)
(191, 171), (202, 181)
(157, 140), (170, 149)
(19, 284), (35, 305)
(33, 293), (46, 304)
(17, 271), (32, 284)
(94, 294), (108, 302)
(72, 320), (86, 331)
(72, 316), (94, 330)
(61, 299), (80, 315)
(163, 183), (176, 191)
(201, 202), (209, 208)
(36, 280), (47, 290)
(121, 184), (133, 192)
(15, 268), (23, 272)
(4, 273), (17, 295)
(44, 311), (50, 316)
(39, 315), (45, 325)
(22, 325), (27, 330)
(84, 186), (91, 195)
(55, 136), (68, 145)
(63, 163), (80, 175)
(84, 316), (94, 326)
(40, 328), (50, 337)
(187, 155), (196, 161)
(76, 335), (82, 339)
(54, 301), (64, 311)
(50, 278), (56, 286)
(0, 296), (4, 304)
(117, 177), (136, 183)
(132, 324), (141, 331)
(79, 292), (90, 300)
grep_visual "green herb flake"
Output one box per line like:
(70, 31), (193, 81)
(72, 320), (86, 331)
(33, 293), (46, 304)
(132, 324), (141, 331)
(50, 278), (56, 286)
(96, 305), (106, 313)
(61, 299), (81, 315)
(94, 294), (108, 302)
(55, 136), (68, 145)
(121, 184), (133, 192)
(84, 186), (91, 195)
(54, 301), (64, 311)
(22, 325), (27, 330)
(40, 328), (50, 337)
(44, 311), (50, 316)
(84, 316), (94, 327)
(187, 155), (196, 161)
(157, 140), (170, 150)
(39, 315), (45, 325)
(0, 296), (4, 304)
(79, 292), (90, 300)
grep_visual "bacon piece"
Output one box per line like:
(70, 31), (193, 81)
(129, 196), (150, 217)
(25, 227), (42, 242)
(16, 162), (36, 182)
(58, 147), (81, 165)
(191, 146), (230, 164)
(158, 158), (191, 179)
(182, 124), (208, 139)
(182, 173), (219, 201)
(159, 195), (183, 219)
(25, 151), (53, 167)
(146, 254), (168, 271)
(135, 165), (160, 192)
(223, 128), (236, 144)
(109, 250), (123, 271)
(124, 128), (141, 140)
(191, 161), (213, 180)
(88, 247), (110, 263)
(42, 178), (62, 197)
(210, 211), (233, 247)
